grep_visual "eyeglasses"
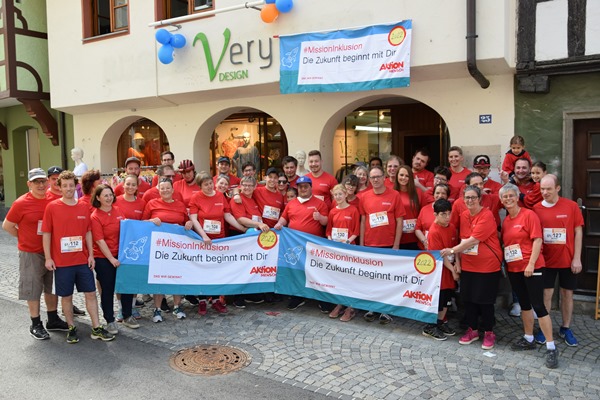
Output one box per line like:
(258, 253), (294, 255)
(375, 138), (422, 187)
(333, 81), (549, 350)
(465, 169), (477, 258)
(278, 180), (288, 185)
(369, 175), (384, 180)
(31, 180), (47, 185)
(241, 184), (254, 188)
(464, 196), (479, 201)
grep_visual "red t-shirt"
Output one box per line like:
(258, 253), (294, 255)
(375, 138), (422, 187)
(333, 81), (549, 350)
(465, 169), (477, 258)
(189, 191), (230, 239)
(451, 194), (502, 230)
(516, 180), (537, 208)
(151, 173), (182, 187)
(428, 222), (458, 290)
(5, 192), (52, 253)
(307, 171), (338, 208)
(142, 198), (188, 225)
(458, 208), (502, 273)
(78, 194), (94, 215)
(358, 188), (406, 247)
(115, 196), (146, 220)
(173, 180), (202, 208)
(501, 208), (545, 273)
(326, 205), (360, 244)
(253, 186), (285, 228)
(384, 178), (396, 190)
(114, 178), (151, 197)
(42, 200), (91, 267)
(281, 196), (328, 237)
(91, 206), (125, 258)
(534, 198), (584, 268)
(448, 168), (472, 199)
(484, 178), (503, 195)
(288, 175), (299, 188)
(332, 196), (361, 209)
(422, 186), (459, 206)
(502, 150), (532, 175)
(415, 204), (435, 250)
(230, 195), (263, 232)
(398, 190), (423, 244)
(141, 186), (184, 204)
(213, 173), (240, 188)
(414, 169), (434, 189)
(46, 190), (61, 201)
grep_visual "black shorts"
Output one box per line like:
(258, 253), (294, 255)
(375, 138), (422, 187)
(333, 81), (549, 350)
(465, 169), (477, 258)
(508, 270), (548, 318)
(543, 268), (577, 291)
(460, 270), (501, 305)
(438, 289), (453, 312)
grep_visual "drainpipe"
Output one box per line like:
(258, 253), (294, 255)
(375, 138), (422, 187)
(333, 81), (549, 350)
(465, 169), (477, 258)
(466, 0), (490, 89)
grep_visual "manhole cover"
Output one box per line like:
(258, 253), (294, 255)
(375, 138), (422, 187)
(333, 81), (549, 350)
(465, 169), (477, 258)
(169, 344), (251, 376)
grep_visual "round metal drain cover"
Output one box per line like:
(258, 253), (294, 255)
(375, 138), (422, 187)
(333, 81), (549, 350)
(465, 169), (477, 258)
(169, 344), (251, 376)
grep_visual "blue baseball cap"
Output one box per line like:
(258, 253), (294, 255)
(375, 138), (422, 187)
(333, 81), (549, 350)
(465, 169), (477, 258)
(296, 176), (312, 185)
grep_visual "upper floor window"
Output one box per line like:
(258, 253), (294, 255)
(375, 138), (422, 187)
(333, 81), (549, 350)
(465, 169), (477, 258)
(156, 0), (214, 20)
(83, 0), (129, 39)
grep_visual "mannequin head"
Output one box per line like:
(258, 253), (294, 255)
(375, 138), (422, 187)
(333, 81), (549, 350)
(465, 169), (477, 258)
(295, 150), (306, 166)
(71, 147), (84, 162)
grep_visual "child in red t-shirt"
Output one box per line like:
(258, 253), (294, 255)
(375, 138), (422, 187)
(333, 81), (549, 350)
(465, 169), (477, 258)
(501, 135), (533, 178)
(422, 199), (460, 341)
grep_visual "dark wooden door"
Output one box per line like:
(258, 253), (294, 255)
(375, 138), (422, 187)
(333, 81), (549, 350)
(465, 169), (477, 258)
(573, 118), (600, 294)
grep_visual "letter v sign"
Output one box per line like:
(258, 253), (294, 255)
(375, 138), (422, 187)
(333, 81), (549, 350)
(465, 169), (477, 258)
(193, 28), (231, 82)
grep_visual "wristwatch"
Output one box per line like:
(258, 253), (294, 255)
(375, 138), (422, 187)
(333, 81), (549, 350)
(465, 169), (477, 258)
(450, 249), (455, 254)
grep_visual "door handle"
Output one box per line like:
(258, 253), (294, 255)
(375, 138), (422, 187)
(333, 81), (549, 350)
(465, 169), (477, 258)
(577, 198), (586, 211)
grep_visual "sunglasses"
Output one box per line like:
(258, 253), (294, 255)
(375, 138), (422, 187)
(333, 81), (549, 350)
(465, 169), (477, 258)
(278, 180), (288, 184)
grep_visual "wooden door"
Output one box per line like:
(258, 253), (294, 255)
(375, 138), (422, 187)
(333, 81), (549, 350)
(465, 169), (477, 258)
(573, 118), (600, 294)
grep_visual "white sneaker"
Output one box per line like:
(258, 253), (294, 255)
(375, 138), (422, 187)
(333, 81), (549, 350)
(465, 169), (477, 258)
(106, 321), (119, 335)
(122, 315), (140, 329)
(173, 307), (186, 320)
(152, 309), (163, 323)
(509, 303), (521, 317)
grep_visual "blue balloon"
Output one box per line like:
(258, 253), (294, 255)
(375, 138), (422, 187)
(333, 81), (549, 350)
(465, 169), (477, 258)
(158, 44), (174, 64)
(275, 0), (293, 13)
(170, 33), (187, 49)
(155, 28), (172, 45)
(265, 0), (275, 3)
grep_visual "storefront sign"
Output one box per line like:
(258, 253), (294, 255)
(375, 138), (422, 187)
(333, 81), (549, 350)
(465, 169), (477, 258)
(279, 21), (412, 94)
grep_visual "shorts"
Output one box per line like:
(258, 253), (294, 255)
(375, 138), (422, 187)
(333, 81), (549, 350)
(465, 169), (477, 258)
(543, 267), (577, 291)
(18, 251), (54, 301)
(438, 289), (453, 312)
(460, 270), (501, 305)
(54, 264), (96, 297)
(508, 269), (548, 318)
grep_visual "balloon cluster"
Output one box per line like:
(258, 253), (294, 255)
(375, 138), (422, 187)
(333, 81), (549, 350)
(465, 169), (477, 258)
(261, 0), (294, 23)
(155, 29), (187, 64)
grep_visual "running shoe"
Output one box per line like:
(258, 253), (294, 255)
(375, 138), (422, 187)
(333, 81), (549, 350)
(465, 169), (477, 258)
(91, 326), (115, 341)
(184, 295), (199, 305)
(545, 348), (559, 369)
(363, 311), (376, 322)
(152, 308), (163, 323)
(160, 298), (171, 312)
(30, 323), (50, 340)
(340, 308), (356, 322)
(45, 318), (69, 332)
(211, 300), (228, 314)
(511, 337), (536, 351)
(173, 307), (187, 319)
(233, 299), (247, 309)
(481, 331), (496, 350)
(422, 324), (447, 341)
(459, 327), (479, 345)
(106, 322), (119, 335)
(66, 326), (79, 344)
(122, 315), (140, 329)
(72, 305), (86, 316)
(379, 313), (392, 325)
(438, 322), (456, 336)
(198, 301), (208, 316)
(286, 297), (305, 310)
(534, 330), (547, 345)
(559, 327), (578, 347)
(509, 303), (521, 317)
(132, 307), (142, 319)
(115, 309), (124, 322)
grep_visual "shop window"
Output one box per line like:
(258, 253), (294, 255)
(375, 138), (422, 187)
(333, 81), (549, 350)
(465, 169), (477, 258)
(211, 114), (287, 180)
(116, 119), (169, 168)
(156, 0), (214, 20)
(82, 0), (129, 39)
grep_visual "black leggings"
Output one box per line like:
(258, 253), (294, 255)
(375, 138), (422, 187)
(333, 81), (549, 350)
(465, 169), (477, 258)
(508, 270), (549, 318)
(95, 258), (133, 321)
(464, 302), (495, 332)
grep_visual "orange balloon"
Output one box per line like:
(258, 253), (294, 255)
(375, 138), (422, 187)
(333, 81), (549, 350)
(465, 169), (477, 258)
(261, 4), (279, 23)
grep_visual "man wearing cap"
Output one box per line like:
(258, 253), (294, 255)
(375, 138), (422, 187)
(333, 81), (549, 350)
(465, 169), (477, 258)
(412, 148), (435, 192)
(306, 150), (338, 208)
(214, 156), (241, 187)
(3, 168), (69, 340)
(46, 166), (64, 201)
(472, 155), (503, 195)
(173, 159), (201, 207)
(114, 157), (151, 197)
(151, 151), (182, 187)
(275, 175), (328, 310)
(282, 155), (300, 188)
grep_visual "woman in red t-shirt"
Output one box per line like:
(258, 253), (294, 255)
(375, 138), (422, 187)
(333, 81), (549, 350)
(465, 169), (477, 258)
(416, 183), (450, 250)
(500, 183), (557, 366)
(354, 165), (369, 193)
(394, 165), (423, 250)
(115, 174), (146, 220)
(440, 185), (502, 351)
(91, 185), (138, 333)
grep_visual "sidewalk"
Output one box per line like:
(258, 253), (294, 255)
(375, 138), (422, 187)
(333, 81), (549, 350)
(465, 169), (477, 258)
(1, 229), (599, 399)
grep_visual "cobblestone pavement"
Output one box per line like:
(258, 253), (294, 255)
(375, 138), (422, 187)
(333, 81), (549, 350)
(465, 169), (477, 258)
(1, 229), (600, 399)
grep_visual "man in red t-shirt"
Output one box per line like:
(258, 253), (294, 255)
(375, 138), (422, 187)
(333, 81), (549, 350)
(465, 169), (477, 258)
(306, 150), (338, 208)
(42, 170), (114, 344)
(114, 157), (151, 197)
(46, 166), (64, 201)
(412, 148), (434, 192)
(282, 155), (300, 188)
(213, 156), (241, 188)
(510, 158), (542, 209)
(3, 168), (69, 339)
(472, 155), (503, 195)
(533, 174), (584, 347)
(143, 165), (184, 203)
(173, 159), (201, 207)
(253, 167), (285, 228)
(151, 151), (182, 187)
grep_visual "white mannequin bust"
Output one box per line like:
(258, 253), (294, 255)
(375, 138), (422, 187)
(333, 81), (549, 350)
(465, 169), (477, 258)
(71, 147), (88, 177)
(295, 150), (307, 176)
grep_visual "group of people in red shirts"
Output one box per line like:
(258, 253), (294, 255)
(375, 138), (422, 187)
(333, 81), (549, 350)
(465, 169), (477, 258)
(4, 139), (583, 370)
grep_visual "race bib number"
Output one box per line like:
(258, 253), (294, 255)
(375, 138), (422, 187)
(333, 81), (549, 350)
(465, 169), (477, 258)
(461, 239), (478, 256)
(252, 215), (263, 223)
(331, 228), (349, 242)
(262, 205), (280, 220)
(37, 220), (43, 236)
(543, 228), (566, 244)
(504, 244), (523, 263)
(203, 220), (221, 234)
(369, 212), (389, 228)
(403, 219), (416, 233)
(61, 236), (83, 253)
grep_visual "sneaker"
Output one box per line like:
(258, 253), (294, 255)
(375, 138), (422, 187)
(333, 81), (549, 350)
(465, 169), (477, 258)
(481, 331), (496, 350)
(173, 307), (187, 319)
(509, 303), (521, 317)
(132, 307), (142, 319)
(545, 348), (559, 369)
(340, 308), (356, 322)
(135, 298), (145, 307)
(115, 309), (124, 323)
(106, 321), (119, 335)
(286, 298), (305, 310)
(245, 295), (265, 304)
(91, 326), (116, 342)
(160, 298), (171, 312)
(66, 326), (79, 344)
(198, 301), (208, 316)
(233, 299), (247, 309)
(459, 327), (479, 345)
(142, 294), (153, 303)
(423, 324), (448, 341)
(363, 311), (376, 322)
(122, 315), (140, 329)
(152, 309), (163, 323)
(329, 304), (344, 319)
(438, 322), (456, 336)
(211, 300), (228, 314)
(45, 318), (69, 332)
(72, 305), (86, 316)
(511, 337), (537, 351)
(184, 295), (199, 305)
(534, 330), (547, 345)
(30, 323), (50, 340)
(379, 313), (392, 325)
(318, 302), (333, 314)
(559, 327), (578, 347)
